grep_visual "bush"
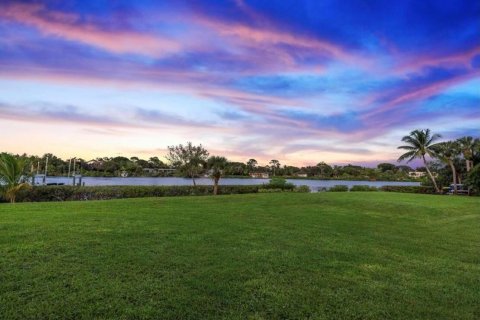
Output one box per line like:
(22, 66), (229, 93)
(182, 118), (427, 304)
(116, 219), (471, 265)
(258, 188), (284, 193)
(14, 185), (261, 202)
(328, 185), (349, 192)
(294, 185), (311, 193)
(350, 185), (378, 192)
(263, 177), (295, 190)
(380, 185), (435, 194)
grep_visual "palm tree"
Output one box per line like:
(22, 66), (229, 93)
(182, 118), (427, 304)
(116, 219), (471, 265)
(269, 160), (280, 176)
(207, 156), (228, 195)
(246, 159), (257, 172)
(397, 129), (441, 193)
(457, 136), (477, 172)
(0, 154), (31, 203)
(434, 141), (460, 194)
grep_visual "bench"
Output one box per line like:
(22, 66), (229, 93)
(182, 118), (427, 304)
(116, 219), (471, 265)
(447, 189), (470, 195)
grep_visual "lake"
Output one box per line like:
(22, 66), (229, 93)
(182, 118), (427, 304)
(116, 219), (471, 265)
(35, 176), (420, 191)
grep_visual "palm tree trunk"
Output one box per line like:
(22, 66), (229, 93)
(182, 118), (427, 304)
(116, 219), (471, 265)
(448, 160), (457, 194)
(466, 160), (473, 172)
(422, 155), (440, 193)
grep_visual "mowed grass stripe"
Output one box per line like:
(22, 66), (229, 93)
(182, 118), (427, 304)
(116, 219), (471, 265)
(1, 193), (479, 319)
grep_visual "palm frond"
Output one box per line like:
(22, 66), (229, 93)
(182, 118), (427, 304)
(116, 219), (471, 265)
(397, 151), (417, 163)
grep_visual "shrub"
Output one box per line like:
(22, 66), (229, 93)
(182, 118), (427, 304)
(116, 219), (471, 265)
(263, 177), (295, 190)
(350, 185), (378, 192)
(14, 185), (261, 202)
(294, 185), (311, 193)
(328, 185), (349, 192)
(380, 185), (435, 194)
(258, 188), (284, 193)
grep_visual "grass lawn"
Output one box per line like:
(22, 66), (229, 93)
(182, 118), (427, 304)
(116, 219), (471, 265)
(1, 192), (479, 319)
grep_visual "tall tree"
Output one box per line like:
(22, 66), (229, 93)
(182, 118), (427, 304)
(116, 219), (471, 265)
(148, 157), (164, 168)
(397, 129), (441, 193)
(269, 160), (280, 176)
(434, 141), (460, 193)
(316, 162), (333, 177)
(0, 154), (31, 203)
(166, 142), (209, 186)
(377, 163), (396, 172)
(246, 159), (258, 172)
(207, 156), (228, 195)
(457, 136), (477, 172)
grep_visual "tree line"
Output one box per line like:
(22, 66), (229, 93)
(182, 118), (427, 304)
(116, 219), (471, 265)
(2, 130), (479, 202)
(1, 150), (418, 181)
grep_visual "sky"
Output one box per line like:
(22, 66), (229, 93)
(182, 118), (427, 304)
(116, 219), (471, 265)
(0, 0), (479, 167)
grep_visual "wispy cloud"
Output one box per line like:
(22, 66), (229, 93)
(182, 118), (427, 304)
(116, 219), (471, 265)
(0, 0), (479, 164)
(0, 3), (181, 57)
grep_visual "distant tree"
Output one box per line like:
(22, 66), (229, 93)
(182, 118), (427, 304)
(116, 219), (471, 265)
(269, 160), (280, 176)
(166, 142), (209, 186)
(225, 161), (246, 176)
(247, 159), (258, 172)
(342, 164), (363, 176)
(316, 162), (333, 177)
(136, 159), (149, 168)
(283, 165), (301, 176)
(103, 160), (120, 174)
(398, 129), (441, 193)
(0, 154), (31, 203)
(149, 157), (164, 168)
(377, 163), (396, 172)
(395, 165), (413, 172)
(207, 156), (228, 195)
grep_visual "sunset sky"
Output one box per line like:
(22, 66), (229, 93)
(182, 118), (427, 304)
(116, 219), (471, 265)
(1, 0), (479, 166)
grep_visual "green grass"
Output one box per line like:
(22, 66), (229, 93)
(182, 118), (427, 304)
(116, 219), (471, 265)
(1, 193), (479, 319)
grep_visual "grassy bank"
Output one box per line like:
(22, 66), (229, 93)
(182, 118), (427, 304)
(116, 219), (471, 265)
(1, 193), (479, 319)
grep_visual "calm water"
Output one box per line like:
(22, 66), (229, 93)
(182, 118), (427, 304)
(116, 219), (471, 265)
(35, 176), (420, 191)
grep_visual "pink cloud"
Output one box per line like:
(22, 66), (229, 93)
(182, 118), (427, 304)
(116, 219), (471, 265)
(0, 3), (181, 57)
(394, 46), (480, 75)
(187, 8), (369, 72)
(363, 70), (480, 120)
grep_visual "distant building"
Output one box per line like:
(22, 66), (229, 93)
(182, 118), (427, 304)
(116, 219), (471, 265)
(86, 160), (105, 170)
(408, 171), (426, 178)
(143, 168), (158, 174)
(296, 173), (308, 178)
(249, 172), (269, 179)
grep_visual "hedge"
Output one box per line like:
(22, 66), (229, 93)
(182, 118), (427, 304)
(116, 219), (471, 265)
(11, 185), (260, 203)
(293, 185), (311, 193)
(258, 188), (284, 193)
(379, 185), (435, 194)
(328, 185), (349, 192)
(350, 185), (378, 192)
